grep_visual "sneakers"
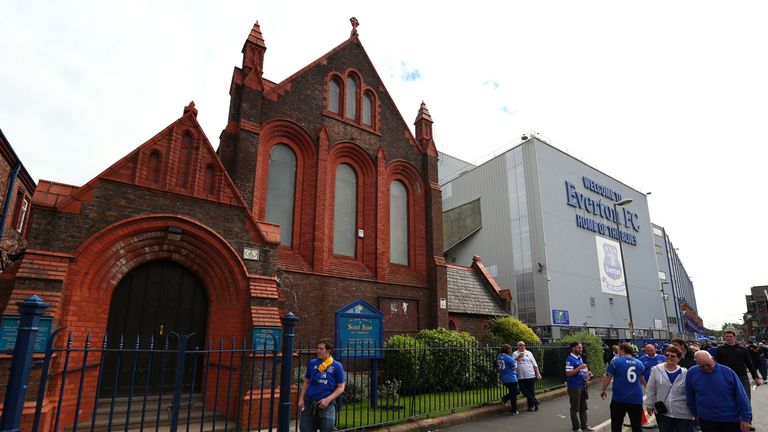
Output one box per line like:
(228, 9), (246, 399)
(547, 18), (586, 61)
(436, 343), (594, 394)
(511, 410), (520, 416)
(535, 404), (540, 412)
(582, 427), (596, 432)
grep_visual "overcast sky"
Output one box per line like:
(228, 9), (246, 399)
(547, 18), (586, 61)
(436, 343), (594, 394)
(2, 1), (767, 329)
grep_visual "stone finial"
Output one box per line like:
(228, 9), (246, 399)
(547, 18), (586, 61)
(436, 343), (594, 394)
(350, 17), (359, 37)
(415, 101), (433, 123)
(247, 20), (266, 48)
(184, 101), (198, 117)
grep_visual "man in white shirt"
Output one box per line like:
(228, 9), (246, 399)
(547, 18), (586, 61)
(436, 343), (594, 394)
(515, 341), (542, 411)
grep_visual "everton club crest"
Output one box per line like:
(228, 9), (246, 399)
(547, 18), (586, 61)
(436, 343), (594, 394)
(596, 236), (626, 295)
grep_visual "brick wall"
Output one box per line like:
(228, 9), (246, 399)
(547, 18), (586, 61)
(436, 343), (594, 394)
(449, 313), (494, 340)
(284, 271), (432, 339)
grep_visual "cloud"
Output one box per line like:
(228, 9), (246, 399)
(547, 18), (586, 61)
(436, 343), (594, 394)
(501, 105), (516, 115)
(484, 80), (500, 90)
(400, 61), (422, 82)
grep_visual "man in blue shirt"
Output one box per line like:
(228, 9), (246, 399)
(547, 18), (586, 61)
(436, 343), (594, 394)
(298, 340), (346, 432)
(638, 344), (665, 383)
(600, 343), (645, 432)
(566, 342), (596, 432)
(685, 350), (751, 432)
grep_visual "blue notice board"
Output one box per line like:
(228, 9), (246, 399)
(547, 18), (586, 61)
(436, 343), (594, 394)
(335, 299), (383, 359)
(0, 315), (53, 352)
(252, 326), (282, 352)
(552, 310), (570, 325)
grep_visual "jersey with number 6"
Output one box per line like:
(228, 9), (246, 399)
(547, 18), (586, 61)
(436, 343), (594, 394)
(606, 356), (645, 404)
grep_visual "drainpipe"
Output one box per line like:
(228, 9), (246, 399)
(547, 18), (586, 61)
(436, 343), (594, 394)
(0, 163), (21, 240)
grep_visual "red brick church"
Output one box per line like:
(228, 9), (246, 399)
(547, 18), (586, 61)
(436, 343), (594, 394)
(2, 19), (450, 352)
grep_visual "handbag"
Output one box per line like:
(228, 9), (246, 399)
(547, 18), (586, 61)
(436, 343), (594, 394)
(653, 368), (675, 415)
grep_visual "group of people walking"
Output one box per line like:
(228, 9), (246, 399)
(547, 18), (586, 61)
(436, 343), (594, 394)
(297, 333), (763, 432)
(564, 331), (762, 432)
(497, 341), (543, 415)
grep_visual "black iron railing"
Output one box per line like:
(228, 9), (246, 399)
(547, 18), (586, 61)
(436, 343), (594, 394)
(32, 332), (281, 432)
(1, 296), (573, 432)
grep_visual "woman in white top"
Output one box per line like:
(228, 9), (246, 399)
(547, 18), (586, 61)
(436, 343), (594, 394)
(644, 345), (694, 432)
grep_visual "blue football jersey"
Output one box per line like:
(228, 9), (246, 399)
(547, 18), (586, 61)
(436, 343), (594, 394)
(606, 356), (645, 404)
(497, 353), (518, 383)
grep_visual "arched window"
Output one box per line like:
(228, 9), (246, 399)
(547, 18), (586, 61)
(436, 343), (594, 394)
(329, 78), (341, 114)
(265, 144), (297, 246)
(345, 75), (358, 120)
(333, 164), (357, 256)
(362, 91), (373, 126)
(390, 180), (408, 264)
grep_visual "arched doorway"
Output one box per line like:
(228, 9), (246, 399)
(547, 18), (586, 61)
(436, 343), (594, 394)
(102, 260), (208, 395)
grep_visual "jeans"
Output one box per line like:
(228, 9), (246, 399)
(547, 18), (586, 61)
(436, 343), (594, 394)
(698, 418), (740, 432)
(300, 401), (336, 432)
(518, 378), (540, 408)
(738, 375), (751, 400)
(609, 401), (642, 432)
(502, 381), (520, 411)
(656, 415), (694, 432)
(567, 386), (588, 431)
(759, 361), (768, 381)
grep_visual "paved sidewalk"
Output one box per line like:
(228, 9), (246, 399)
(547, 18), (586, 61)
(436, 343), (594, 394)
(749, 383), (766, 430)
(438, 389), (614, 432)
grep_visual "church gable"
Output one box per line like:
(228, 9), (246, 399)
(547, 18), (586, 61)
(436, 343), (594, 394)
(81, 102), (245, 209)
(257, 33), (423, 163)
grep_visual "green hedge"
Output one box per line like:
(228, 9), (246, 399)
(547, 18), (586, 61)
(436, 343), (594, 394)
(383, 329), (499, 394)
(487, 316), (541, 345)
(382, 335), (427, 393)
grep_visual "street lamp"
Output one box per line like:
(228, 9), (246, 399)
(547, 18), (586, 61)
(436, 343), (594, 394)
(661, 281), (672, 336)
(613, 198), (635, 344)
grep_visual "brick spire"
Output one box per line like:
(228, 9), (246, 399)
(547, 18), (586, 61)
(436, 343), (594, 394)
(414, 101), (434, 154)
(415, 101), (433, 123)
(246, 20), (266, 49)
(242, 20), (267, 90)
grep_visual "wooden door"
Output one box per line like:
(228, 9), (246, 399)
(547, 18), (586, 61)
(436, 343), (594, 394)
(101, 260), (208, 395)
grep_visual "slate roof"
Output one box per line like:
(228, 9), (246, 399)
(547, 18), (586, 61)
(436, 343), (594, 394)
(446, 265), (508, 316)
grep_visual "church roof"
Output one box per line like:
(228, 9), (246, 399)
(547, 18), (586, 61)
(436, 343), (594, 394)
(446, 265), (508, 316)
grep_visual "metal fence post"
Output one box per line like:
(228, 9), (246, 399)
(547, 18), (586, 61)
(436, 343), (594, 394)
(0, 295), (50, 432)
(277, 312), (298, 432)
(169, 333), (190, 432)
